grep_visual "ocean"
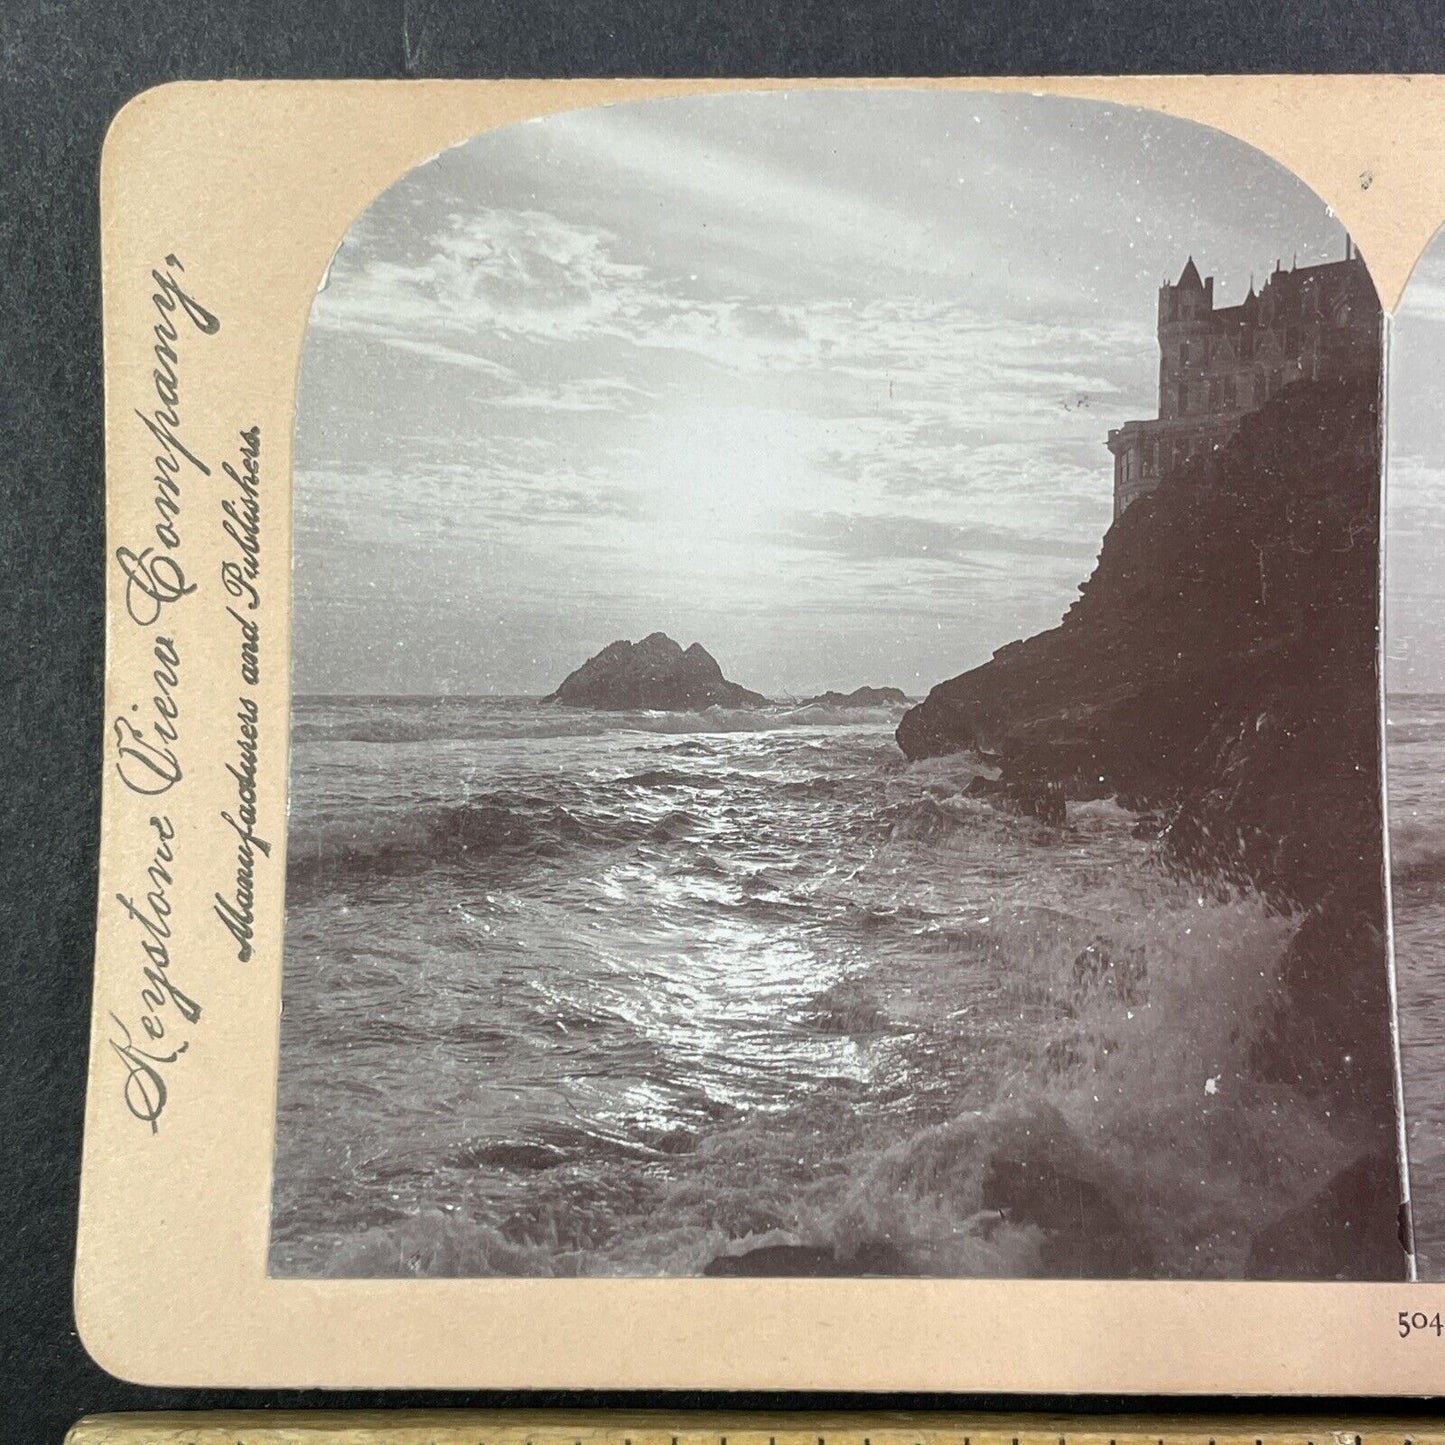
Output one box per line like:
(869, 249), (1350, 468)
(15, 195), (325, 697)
(270, 694), (1388, 1279)
(1388, 692), (1445, 1278)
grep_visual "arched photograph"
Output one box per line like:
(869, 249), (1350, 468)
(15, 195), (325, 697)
(269, 90), (1403, 1282)
(1387, 223), (1445, 1282)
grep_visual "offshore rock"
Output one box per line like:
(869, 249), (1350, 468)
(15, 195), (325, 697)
(550, 633), (769, 711)
(797, 685), (911, 708)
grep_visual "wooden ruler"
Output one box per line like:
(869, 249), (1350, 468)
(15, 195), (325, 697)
(61, 1414), (1445, 1445)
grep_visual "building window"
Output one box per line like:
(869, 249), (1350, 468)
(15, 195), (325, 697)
(1223, 375), (1236, 408)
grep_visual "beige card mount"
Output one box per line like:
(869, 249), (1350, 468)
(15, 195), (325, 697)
(78, 76), (1445, 1391)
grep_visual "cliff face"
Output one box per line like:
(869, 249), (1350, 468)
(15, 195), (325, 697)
(551, 633), (769, 710)
(899, 370), (1392, 1105)
(899, 373), (1380, 894)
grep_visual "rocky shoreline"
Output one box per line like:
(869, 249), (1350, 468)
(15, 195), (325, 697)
(897, 368), (1403, 1277)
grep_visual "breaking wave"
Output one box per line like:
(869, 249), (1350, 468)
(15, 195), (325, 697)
(303, 882), (1332, 1280)
(272, 696), (1374, 1281)
(291, 695), (910, 746)
(283, 791), (728, 897)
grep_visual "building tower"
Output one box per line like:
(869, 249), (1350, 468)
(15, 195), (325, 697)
(1106, 246), (1380, 522)
(1157, 256), (1214, 423)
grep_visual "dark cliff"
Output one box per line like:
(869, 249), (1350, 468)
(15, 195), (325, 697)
(899, 369), (1393, 1113)
(551, 633), (769, 711)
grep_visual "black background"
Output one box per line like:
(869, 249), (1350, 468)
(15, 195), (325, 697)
(7, 1), (1445, 1440)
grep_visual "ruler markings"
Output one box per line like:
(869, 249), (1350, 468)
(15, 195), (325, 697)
(61, 1419), (1445, 1444)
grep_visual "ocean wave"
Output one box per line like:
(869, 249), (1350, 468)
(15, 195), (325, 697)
(616, 767), (725, 790)
(281, 876), (1364, 1281)
(695, 886), (1345, 1280)
(772, 703), (908, 728)
(1387, 717), (1445, 748)
(292, 699), (908, 745)
(286, 792), (666, 894)
(274, 703), (1386, 1282)
(304, 1210), (572, 1278)
(1392, 817), (1445, 887)
(802, 978), (896, 1037)
(882, 793), (983, 843)
(307, 1013), (513, 1051)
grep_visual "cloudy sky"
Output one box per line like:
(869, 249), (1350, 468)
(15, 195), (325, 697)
(293, 89), (1348, 698)
(1388, 237), (1445, 694)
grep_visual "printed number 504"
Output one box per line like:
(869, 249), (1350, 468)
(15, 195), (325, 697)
(1399, 1311), (1445, 1337)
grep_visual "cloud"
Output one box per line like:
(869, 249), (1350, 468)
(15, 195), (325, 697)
(771, 510), (1101, 567)
(314, 207), (654, 349)
(289, 90), (1352, 695)
(380, 337), (517, 378)
(1398, 243), (1445, 325)
(311, 194), (1155, 402)
(487, 375), (657, 413)
(292, 459), (645, 561)
(1398, 279), (1445, 326)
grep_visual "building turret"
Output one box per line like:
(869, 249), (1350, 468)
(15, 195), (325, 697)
(1106, 248), (1381, 522)
(1158, 256), (1216, 421)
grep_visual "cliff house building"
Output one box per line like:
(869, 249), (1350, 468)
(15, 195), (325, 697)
(1107, 246), (1381, 519)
